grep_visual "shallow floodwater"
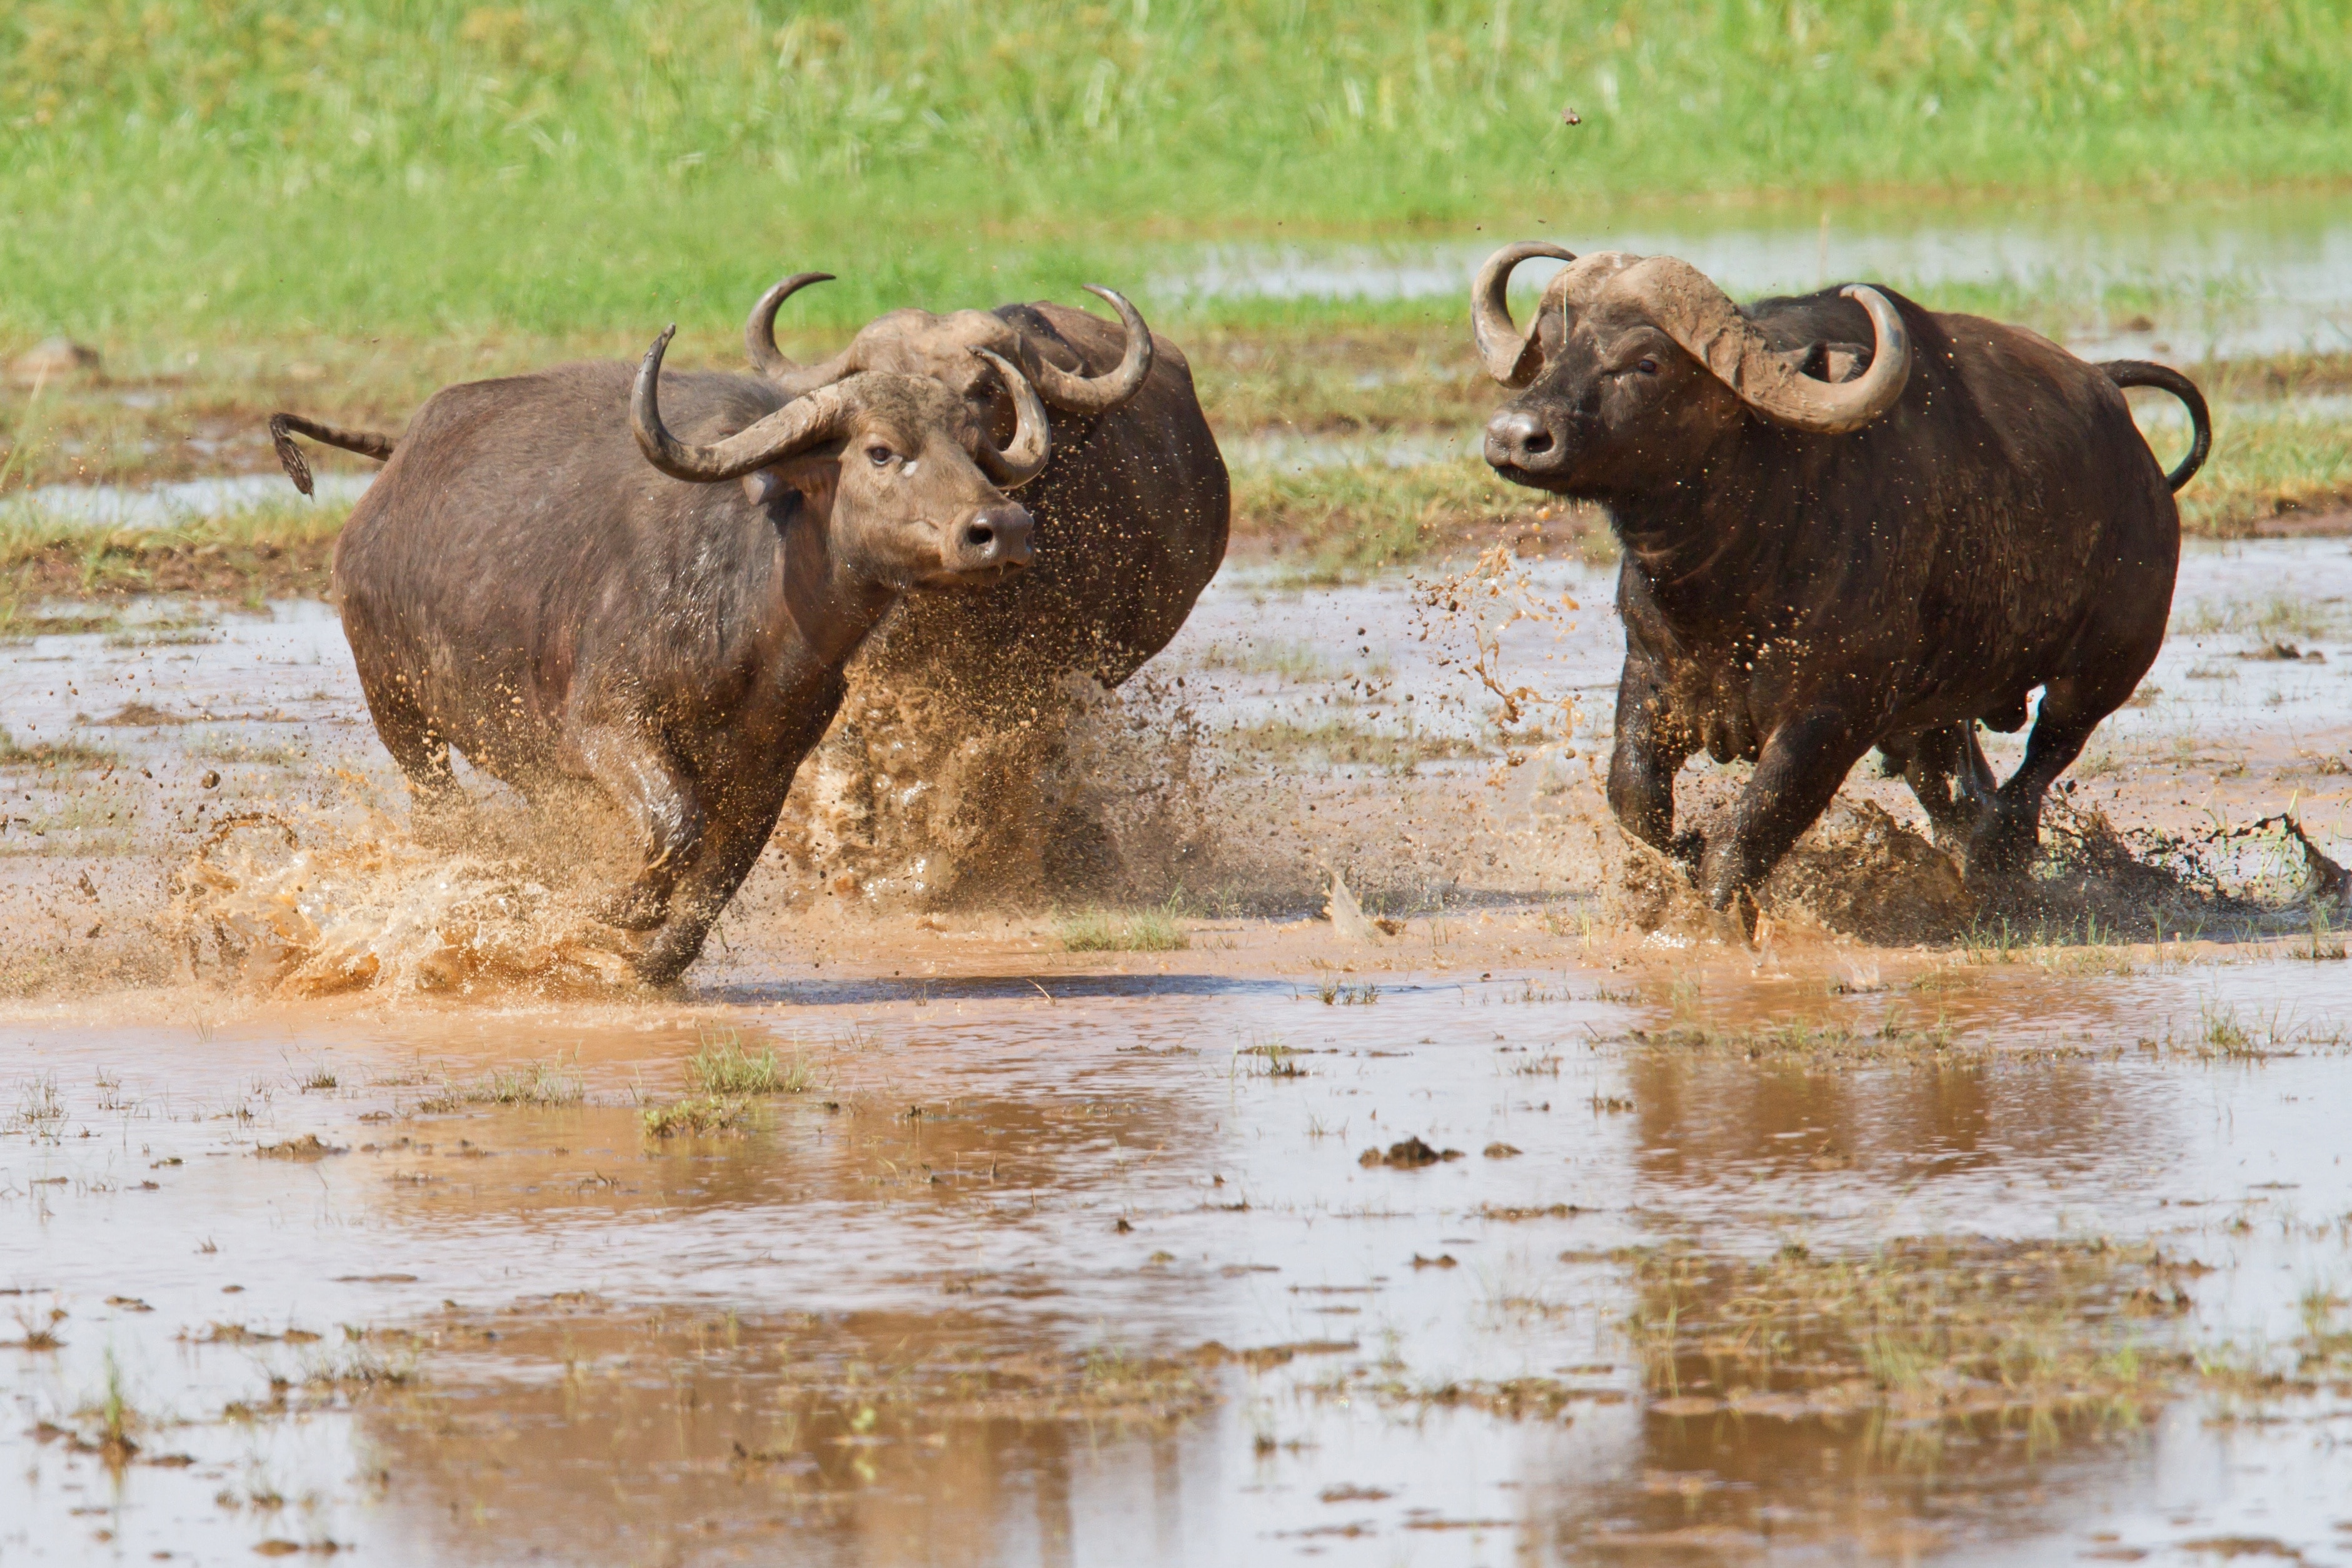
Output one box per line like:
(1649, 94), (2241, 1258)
(7, 957), (2352, 1565)
(1159, 190), (2352, 361)
(6, 534), (2352, 1564)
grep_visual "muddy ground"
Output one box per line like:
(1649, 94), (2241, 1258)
(2, 518), (2351, 1563)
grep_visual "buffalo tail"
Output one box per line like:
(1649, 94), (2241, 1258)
(268, 413), (398, 498)
(2099, 361), (2211, 493)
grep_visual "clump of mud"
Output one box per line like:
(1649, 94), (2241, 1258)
(165, 812), (637, 996)
(1611, 799), (1975, 946)
(1767, 800), (1976, 943)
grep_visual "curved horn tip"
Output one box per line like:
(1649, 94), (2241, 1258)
(1080, 284), (1150, 340)
(756, 271), (834, 295)
(972, 346), (1052, 487)
(1020, 288), (1152, 413)
(643, 325), (677, 366)
(1470, 241), (1579, 387)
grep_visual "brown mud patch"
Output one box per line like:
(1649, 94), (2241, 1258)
(2, 532), (336, 603)
(2235, 501), (2352, 539)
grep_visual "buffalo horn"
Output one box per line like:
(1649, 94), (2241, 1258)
(1629, 257), (1911, 434)
(972, 348), (1051, 488)
(745, 272), (861, 398)
(1470, 241), (1578, 386)
(631, 326), (862, 482)
(1025, 285), (1155, 413)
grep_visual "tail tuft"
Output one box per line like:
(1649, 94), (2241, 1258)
(267, 414), (315, 496)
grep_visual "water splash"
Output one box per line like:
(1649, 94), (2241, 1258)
(164, 811), (638, 997)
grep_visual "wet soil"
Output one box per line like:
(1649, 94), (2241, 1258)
(3, 535), (338, 605)
(4, 539), (2352, 1564)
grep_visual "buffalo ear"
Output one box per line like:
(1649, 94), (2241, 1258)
(778, 455), (839, 521)
(1799, 341), (1872, 384)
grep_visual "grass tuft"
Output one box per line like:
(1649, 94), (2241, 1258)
(641, 1095), (748, 1140)
(0, 727), (115, 771)
(414, 1057), (585, 1112)
(685, 1030), (812, 1097)
(1058, 906), (1189, 953)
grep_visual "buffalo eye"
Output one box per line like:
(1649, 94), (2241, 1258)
(865, 445), (895, 467)
(1636, 357), (1661, 376)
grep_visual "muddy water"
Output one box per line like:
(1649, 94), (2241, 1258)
(6, 540), (2352, 1564)
(7, 959), (2352, 1565)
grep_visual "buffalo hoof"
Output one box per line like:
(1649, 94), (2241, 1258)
(631, 928), (705, 989)
(1963, 813), (2040, 887)
(591, 883), (671, 933)
(1702, 888), (1760, 947)
(1667, 829), (1706, 870)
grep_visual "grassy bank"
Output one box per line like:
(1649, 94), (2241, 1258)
(4, 411), (2335, 613)
(6, 0), (2352, 344)
(4, 328), (2341, 597)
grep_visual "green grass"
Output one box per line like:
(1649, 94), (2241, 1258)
(684, 1031), (812, 1097)
(2178, 407), (2352, 534)
(1058, 906), (1189, 953)
(415, 1057), (586, 1111)
(0, 488), (347, 600)
(6, 0), (2352, 346)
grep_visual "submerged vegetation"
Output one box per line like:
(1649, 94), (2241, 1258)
(413, 1057), (586, 1113)
(1625, 1236), (2192, 1427)
(640, 1094), (749, 1139)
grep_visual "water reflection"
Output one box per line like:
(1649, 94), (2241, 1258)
(9, 948), (2352, 1562)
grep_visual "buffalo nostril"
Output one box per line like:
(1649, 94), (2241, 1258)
(963, 522), (996, 551)
(1485, 410), (1554, 465)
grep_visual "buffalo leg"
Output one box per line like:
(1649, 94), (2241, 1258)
(1699, 708), (1871, 928)
(1606, 651), (1700, 865)
(1965, 680), (2109, 882)
(1899, 723), (1996, 850)
(635, 788), (790, 987)
(362, 680), (462, 825)
(576, 726), (704, 932)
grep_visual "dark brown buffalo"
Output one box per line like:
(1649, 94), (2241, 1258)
(269, 328), (1050, 983)
(741, 276), (1229, 690)
(737, 279), (1230, 901)
(1472, 243), (2211, 927)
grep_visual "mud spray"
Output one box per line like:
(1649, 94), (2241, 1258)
(93, 550), (2352, 1002)
(164, 809), (638, 996)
